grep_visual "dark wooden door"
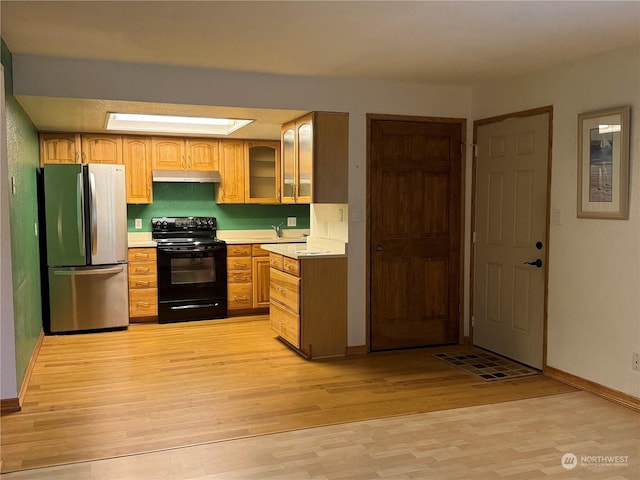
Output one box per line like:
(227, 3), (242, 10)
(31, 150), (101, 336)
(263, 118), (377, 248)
(370, 118), (462, 350)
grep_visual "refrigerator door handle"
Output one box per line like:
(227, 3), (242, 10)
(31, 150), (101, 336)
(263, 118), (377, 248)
(53, 266), (125, 276)
(89, 172), (98, 256)
(77, 172), (85, 257)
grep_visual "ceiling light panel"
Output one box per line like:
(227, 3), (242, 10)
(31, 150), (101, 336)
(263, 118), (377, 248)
(106, 113), (253, 135)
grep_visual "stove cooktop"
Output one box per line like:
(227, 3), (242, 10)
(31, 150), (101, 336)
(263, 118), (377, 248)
(151, 217), (224, 245)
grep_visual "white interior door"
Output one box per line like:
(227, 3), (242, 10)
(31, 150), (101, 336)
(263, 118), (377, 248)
(473, 112), (550, 369)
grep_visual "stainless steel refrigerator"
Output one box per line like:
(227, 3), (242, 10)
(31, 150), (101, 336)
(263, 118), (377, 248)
(43, 164), (129, 333)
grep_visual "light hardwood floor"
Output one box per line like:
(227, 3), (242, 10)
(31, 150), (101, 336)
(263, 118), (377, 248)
(1, 318), (581, 474)
(2, 392), (638, 479)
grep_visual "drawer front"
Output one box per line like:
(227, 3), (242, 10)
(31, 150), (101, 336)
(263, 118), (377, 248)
(130, 261), (157, 276)
(270, 268), (300, 313)
(269, 253), (283, 271)
(129, 289), (158, 317)
(228, 244), (252, 257)
(228, 270), (252, 283)
(228, 283), (253, 310)
(128, 248), (157, 262)
(270, 301), (300, 348)
(283, 257), (300, 276)
(252, 244), (269, 257)
(228, 256), (252, 271)
(129, 274), (157, 289)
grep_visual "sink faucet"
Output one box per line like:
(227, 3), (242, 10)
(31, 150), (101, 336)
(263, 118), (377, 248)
(272, 222), (283, 238)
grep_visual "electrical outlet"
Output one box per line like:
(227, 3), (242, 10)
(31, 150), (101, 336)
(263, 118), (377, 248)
(633, 352), (640, 372)
(135, 218), (142, 229)
(287, 217), (296, 227)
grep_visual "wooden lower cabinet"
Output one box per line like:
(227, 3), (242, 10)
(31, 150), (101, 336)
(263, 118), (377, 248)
(128, 248), (158, 321)
(269, 253), (347, 359)
(252, 244), (270, 309)
(227, 243), (273, 315)
(269, 301), (300, 347)
(227, 245), (252, 312)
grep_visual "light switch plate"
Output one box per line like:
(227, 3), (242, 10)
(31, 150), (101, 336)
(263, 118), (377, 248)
(287, 217), (296, 227)
(135, 218), (142, 229)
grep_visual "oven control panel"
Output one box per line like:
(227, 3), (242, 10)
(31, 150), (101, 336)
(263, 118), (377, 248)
(152, 216), (217, 232)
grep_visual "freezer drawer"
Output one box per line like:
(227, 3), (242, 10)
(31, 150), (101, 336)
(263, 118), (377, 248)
(48, 265), (129, 333)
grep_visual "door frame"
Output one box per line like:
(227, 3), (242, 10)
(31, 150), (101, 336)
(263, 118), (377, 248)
(366, 113), (467, 352)
(470, 106), (553, 368)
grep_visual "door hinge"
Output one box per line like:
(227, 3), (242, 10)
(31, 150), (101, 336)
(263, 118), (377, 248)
(473, 144), (479, 158)
(472, 231), (477, 244)
(472, 315), (475, 327)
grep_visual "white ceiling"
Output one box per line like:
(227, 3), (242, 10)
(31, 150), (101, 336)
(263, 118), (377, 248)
(2, 0), (639, 136)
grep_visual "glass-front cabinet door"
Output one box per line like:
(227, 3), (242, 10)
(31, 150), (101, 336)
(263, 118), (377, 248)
(281, 124), (296, 203)
(296, 115), (313, 203)
(245, 141), (280, 204)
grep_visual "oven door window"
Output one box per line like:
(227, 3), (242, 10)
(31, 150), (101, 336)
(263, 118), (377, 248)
(171, 257), (215, 285)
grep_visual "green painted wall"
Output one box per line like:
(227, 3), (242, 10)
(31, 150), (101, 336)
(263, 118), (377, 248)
(127, 182), (310, 232)
(2, 38), (43, 389)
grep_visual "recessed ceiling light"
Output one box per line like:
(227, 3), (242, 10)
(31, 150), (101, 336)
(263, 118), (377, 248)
(106, 113), (253, 135)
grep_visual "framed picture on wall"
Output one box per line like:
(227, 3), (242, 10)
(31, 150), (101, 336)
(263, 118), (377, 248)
(577, 105), (631, 219)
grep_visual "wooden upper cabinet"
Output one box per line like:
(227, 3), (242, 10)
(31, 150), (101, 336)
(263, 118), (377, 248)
(281, 125), (296, 204)
(279, 111), (348, 204)
(218, 140), (245, 204)
(244, 140), (280, 204)
(40, 133), (125, 166)
(81, 135), (123, 164)
(296, 115), (313, 203)
(186, 139), (219, 171)
(40, 133), (82, 166)
(151, 137), (186, 170)
(122, 136), (152, 204)
(312, 112), (348, 203)
(151, 137), (219, 171)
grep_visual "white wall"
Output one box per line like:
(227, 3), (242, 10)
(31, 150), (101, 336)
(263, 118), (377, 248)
(11, 55), (472, 349)
(310, 204), (349, 242)
(472, 44), (640, 397)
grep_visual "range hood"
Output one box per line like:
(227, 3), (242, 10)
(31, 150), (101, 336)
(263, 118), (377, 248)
(152, 170), (221, 183)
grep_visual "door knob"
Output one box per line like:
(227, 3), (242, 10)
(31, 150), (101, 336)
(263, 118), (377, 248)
(375, 245), (383, 252)
(523, 258), (543, 268)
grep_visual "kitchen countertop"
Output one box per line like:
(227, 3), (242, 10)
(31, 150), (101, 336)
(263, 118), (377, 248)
(217, 229), (309, 245)
(128, 232), (156, 248)
(127, 229), (311, 248)
(260, 236), (347, 259)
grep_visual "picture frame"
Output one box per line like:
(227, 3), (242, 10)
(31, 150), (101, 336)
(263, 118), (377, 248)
(577, 105), (631, 219)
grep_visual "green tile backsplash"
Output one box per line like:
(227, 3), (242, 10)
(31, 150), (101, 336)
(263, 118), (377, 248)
(127, 182), (310, 232)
